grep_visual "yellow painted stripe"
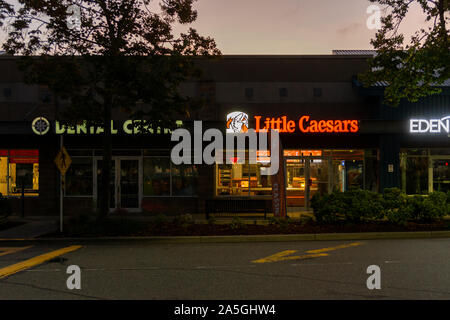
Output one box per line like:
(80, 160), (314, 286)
(252, 250), (298, 263)
(0, 246), (33, 257)
(0, 245), (82, 279)
(306, 242), (363, 254)
(252, 242), (363, 264)
(252, 250), (328, 263)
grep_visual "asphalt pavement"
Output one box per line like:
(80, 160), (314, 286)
(0, 238), (449, 299)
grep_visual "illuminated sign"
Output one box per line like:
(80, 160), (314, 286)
(284, 150), (322, 157)
(410, 116), (450, 133)
(254, 115), (359, 133)
(32, 117), (50, 135)
(226, 112), (249, 133)
(32, 119), (183, 135)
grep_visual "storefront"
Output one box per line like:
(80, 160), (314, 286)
(0, 55), (449, 216)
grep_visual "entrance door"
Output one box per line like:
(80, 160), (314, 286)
(286, 157), (332, 211)
(118, 158), (141, 209)
(96, 159), (116, 209)
(286, 157), (307, 209)
(95, 157), (141, 212)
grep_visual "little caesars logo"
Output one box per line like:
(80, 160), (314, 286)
(226, 112), (249, 133)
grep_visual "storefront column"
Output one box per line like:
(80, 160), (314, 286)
(379, 134), (400, 191)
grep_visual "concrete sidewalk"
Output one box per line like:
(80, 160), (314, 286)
(0, 217), (58, 239)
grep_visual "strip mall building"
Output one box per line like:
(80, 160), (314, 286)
(1, 51), (449, 216)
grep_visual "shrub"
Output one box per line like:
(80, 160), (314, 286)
(383, 188), (412, 225)
(311, 191), (345, 224)
(152, 213), (167, 227)
(343, 188), (384, 222)
(417, 191), (447, 222)
(408, 195), (425, 220)
(229, 217), (245, 230)
(0, 193), (12, 217)
(268, 216), (291, 229)
(173, 214), (194, 228)
(207, 216), (217, 225)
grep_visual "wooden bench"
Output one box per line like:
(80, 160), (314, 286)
(205, 198), (271, 219)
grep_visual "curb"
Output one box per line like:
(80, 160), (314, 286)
(0, 230), (450, 244)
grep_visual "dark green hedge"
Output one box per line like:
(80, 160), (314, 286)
(311, 188), (450, 225)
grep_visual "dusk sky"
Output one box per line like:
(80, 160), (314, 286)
(1, 0), (426, 54)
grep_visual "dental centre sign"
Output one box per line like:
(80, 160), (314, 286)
(410, 116), (450, 134)
(31, 117), (183, 135)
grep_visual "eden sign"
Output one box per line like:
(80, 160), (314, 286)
(410, 116), (450, 134)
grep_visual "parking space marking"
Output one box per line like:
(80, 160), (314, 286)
(0, 245), (82, 279)
(0, 246), (33, 257)
(305, 242), (363, 254)
(252, 242), (363, 264)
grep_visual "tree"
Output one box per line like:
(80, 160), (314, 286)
(359, 0), (449, 106)
(0, 0), (220, 219)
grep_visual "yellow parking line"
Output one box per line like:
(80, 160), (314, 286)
(0, 246), (33, 257)
(252, 251), (328, 263)
(0, 245), (82, 279)
(252, 242), (363, 264)
(252, 250), (297, 263)
(306, 242), (363, 254)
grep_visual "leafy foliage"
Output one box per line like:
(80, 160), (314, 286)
(0, 0), (220, 217)
(268, 216), (291, 229)
(312, 188), (448, 225)
(229, 217), (245, 230)
(359, 0), (449, 106)
(382, 188), (413, 225)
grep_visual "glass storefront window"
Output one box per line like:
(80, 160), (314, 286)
(216, 149), (377, 199)
(143, 157), (171, 196)
(216, 163), (248, 196)
(252, 163), (272, 196)
(216, 160), (272, 196)
(400, 154), (429, 195)
(0, 150), (39, 197)
(400, 149), (450, 194)
(66, 158), (93, 196)
(0, 156), (8, 196)
(433, 160), (450, 193)
(172, 164), (199, 196)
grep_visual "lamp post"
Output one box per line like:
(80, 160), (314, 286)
(17, 168), (27, 218)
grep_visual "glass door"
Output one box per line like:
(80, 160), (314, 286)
(95, 157), (142, 212)
(118, 158), (141, 210)
(286, 157), (307, 210)
(95, 159), (116, 210)
(309, 157), (331, 202)
(286, 156), (331, 211)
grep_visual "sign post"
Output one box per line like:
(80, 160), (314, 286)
(270, 131), (287, 218)
(54, 140), (71, 233)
